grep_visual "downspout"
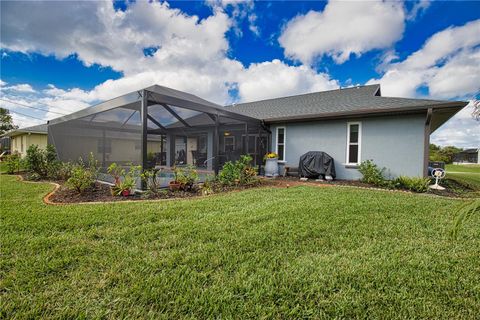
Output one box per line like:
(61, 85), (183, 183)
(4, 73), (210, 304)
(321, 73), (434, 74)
(424, 108), (433, 177)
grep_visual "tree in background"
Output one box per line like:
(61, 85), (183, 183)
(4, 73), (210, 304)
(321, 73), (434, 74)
(429, 143), (463, 164)
(0, 108), (18, 135)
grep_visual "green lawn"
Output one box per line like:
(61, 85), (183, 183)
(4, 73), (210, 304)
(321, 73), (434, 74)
(1, 175), (479, 319)
(446, 163), (480, 173)
(0, 162), (7, 173)
(445, 164), (480, 190)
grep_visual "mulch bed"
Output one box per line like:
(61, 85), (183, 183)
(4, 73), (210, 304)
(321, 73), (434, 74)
(272, 176), (477, 198)
(48, 179), (279, 204)
(11, 173), (476, 204)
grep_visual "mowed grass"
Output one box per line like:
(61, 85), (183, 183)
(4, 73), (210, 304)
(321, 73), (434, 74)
(446, 164), (480, 190)
(446, 163), (480, 173)
(1, 175), (479, 319)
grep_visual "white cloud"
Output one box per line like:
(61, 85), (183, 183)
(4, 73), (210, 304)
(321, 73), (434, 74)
(367, 19), (480, 148)
(367, 19), (480, 99)
(1, 83), (36, 93)
(1, 0), (342, 129)
(0, 80), (6, 87)
(431, 102), (480, 148)
(406, 0), (430, 21)
(279, 0), (405, 64)
(237, 59), (338, 101)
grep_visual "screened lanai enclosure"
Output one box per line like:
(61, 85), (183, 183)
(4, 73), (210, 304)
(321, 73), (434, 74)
(48, 85), (270, 188)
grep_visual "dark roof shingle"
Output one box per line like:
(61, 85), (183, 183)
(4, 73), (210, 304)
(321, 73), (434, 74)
(2, 123), (48, 137)
(226, 84), (467, 122)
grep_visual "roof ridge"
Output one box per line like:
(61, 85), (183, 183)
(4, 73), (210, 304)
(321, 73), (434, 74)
(227, 84), (380, 107)
(376, 95), (466, 104)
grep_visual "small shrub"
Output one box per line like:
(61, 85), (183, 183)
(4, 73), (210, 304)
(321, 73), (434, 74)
(218, 161), (240, 186)
(56, 162), (75, 181)
(66, 165), (96, 194)
(395, 176), (431, 193)
(107, 162), (125, 185)
(65, 154), (100, 194)
(218, 155), (258, 186)
(358, 160), (386, 187)
(175, 165), (199, 191)
(141, 168), (162, 195)
(201, 176), (216, 195)
(4, 154), (21, 174)
(27, 172), (42, 181)
(238, 155), (258, 185)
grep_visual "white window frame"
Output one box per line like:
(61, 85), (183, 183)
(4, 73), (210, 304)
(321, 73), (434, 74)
(275, 126), (286, 161)
(346, 122), (362, 165)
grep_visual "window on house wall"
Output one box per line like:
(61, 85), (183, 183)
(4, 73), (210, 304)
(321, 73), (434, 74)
(346, 122), (361, 164)
(276, 127), (286, 161)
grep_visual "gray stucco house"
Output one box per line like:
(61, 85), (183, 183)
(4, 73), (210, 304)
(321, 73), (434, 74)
(227, 84), (466, 179)
(48, 84), (466, 182)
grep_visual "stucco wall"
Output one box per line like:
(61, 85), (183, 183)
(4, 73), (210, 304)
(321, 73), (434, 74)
(270, 114), (426, 180)
(11, 133), (48, 157)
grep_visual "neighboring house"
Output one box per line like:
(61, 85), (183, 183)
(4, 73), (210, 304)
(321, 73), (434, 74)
(454, 148), (480, 164)
(48, 84), (466, 180)
(1, 124), (48, 157)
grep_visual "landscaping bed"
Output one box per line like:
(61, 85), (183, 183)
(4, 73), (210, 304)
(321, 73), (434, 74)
(274, 176), (479, 198)
(48, 179), (272, 204)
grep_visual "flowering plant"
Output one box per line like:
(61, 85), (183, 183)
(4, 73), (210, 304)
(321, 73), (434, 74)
(264, 152), (278, 160)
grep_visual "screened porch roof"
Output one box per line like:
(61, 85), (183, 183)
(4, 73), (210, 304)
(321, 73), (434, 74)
(48, 84), (263, 127)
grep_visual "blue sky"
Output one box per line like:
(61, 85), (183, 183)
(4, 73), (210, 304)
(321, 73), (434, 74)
(0, 0), (479, 147)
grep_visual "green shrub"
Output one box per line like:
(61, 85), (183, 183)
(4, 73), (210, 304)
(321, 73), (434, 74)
(56, 162), (75, 181)
(174, 165), (199, 191)
(24, 144), (61, 179)
(141, 168), (162, 195)
(25, 145), (46, 176)
(218, 161), (240, 186)
(4, 154), (21, 174)
(218, 155), (258, 186)
(358, 160), (386, 187)
(395, 176), (431, 193)
(65, 153), (100, 194)
(66, 165), (96, 194)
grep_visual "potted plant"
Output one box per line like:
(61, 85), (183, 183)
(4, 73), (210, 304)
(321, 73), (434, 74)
(108, 163), (141, 197)
(169, 166), (182, 191)
(112, 177), (135, 197)
(180, 165), (199, 191)
(264, 152), (279, 177)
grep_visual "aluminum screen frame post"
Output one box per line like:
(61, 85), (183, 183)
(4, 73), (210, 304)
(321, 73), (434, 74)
(213, 114), (220, 175)
(141, 90), (148, 189)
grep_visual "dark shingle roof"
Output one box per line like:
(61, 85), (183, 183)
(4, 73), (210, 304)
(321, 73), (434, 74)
(2, 123), (48, 137)
(226, 85), (467, 122)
